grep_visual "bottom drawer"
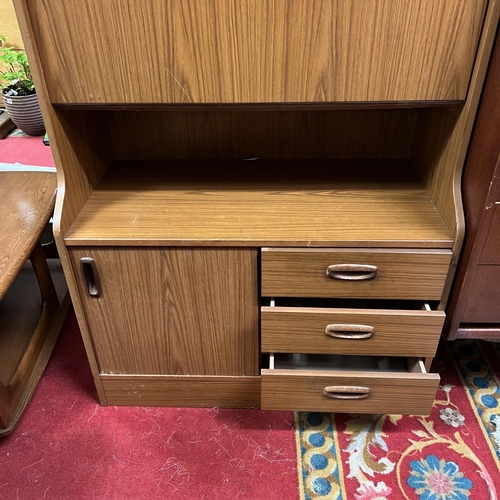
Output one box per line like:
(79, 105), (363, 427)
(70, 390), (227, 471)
(261, 354), (439, 415)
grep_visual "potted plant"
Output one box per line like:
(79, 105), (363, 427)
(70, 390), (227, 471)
(0, 34), (44, 136)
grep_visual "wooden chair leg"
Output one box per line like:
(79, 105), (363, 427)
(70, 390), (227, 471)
(0, 381), (11, 429)
(30, 242), (59, 311)
(6, 242), (60, 423)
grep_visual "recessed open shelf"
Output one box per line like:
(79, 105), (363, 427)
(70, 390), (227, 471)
(65, 159), (452, 247)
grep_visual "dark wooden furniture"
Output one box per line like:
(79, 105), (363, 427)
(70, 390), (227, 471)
(444, 31), (500, 341)
(13, 0), (500, 415)
(0, 169), (67, 436)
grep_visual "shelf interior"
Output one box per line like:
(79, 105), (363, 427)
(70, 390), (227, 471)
(65, 159), (453, 247)
(272, 353), (409, 372)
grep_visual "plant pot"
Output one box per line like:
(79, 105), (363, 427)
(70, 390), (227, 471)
(1, 93), (45, 136)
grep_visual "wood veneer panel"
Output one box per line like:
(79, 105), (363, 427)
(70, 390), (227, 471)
(109, 109), (417, 160)
(65, 160), (452, 247)
(261, 307), (445, 357)
(261, 369), (439, 414)
(456, 326), (500, 340)
(28, 0), (485, 103)
(70, 247), (259, 377)
(101, 375), (261, 408)
(460, 266), (500, 323)
(261, 248), (452, 300)
(479, 205), (500, 264)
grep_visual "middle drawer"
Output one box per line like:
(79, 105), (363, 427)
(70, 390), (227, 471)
(261, 302), (445, 358)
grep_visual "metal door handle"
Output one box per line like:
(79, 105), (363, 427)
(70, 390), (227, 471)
(80, 258), (101, 297)
(326, 264), (378, 281)
(323, 386), (370, 400)
(325, 324), (374, 339)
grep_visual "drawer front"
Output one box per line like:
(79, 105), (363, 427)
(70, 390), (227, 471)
(261, 307), (445, 357)
(29, 0), (486, 104)
(261, 369), (439, 414)
(261, 248), (452, 300)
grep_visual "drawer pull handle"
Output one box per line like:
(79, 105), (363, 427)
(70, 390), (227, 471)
(326, 264), (378, 281)
(80, 258), (102, 297)
(323, 386), (370, 400)
(325, 324), (374, 339)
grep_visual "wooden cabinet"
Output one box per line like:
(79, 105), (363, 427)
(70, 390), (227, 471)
(445, 31), (500, 341)
(13, 0), (500, 414)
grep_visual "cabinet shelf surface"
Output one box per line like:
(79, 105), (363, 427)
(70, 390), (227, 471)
(65, 160), (452, 247)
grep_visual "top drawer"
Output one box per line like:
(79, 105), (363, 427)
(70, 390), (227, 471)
(29, 0), (486, 104)
(262, 248), (452, 300)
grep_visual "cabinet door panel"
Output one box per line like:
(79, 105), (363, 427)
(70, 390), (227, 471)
(70, 247), (259, 376)
(29, 0), (486, 104)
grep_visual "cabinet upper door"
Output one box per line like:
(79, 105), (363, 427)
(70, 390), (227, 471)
(29, 0), (486, 104)
(70, 247), (259, 376)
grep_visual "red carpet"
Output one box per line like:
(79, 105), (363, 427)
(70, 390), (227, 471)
(0, 134), (54, 167)
(0, 310), (298, 500)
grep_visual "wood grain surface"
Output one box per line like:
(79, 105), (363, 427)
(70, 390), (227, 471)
(108, 109), (418, 160)
(0, 171), (56, 299)
(261, 306), (445, 357)
(479, 207), (500, 264)
(261, 248), (452, 300)
(69, 247), (259, 376)
(261, 367), (439, 414)
(101, 375), (261, 408)
(28, 0), (486, 103)
(456, 327), (500, 341)
(65, 160), (453, 248)
(459, 266), (500, 323)
(410, 0), (500, 311)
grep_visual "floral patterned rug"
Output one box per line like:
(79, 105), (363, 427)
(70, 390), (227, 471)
(296, 340), (500, 499)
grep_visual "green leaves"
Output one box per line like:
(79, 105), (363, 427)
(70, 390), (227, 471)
(0, 34), (35, 95)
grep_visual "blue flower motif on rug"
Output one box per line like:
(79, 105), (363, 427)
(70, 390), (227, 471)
(407, 454), (472, 499)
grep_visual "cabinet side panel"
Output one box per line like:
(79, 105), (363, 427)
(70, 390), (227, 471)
(13, 0), (113, 404)
(69, 248), (259, 377)
(414, 1), (500, 247)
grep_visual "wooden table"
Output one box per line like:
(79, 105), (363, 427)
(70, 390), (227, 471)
(0, 168), (67, 436)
